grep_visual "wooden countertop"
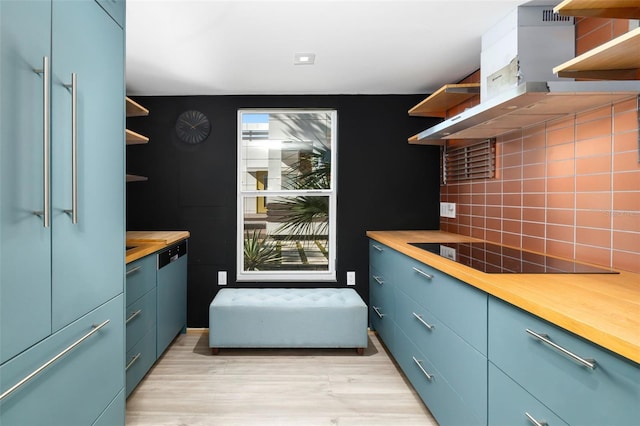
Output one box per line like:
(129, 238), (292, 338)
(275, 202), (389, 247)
(367, 230), (640, 364)
(126, 230), (190, 264)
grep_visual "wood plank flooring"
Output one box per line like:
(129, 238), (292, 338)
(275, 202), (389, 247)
(126, 331), (438, 425)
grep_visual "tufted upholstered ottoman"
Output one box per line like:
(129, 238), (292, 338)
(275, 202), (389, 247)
(209, 288), (368, 354)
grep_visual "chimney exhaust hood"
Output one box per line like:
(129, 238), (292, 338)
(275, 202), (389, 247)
(413, 4), (640, 142)
(415, 80), (640, 141)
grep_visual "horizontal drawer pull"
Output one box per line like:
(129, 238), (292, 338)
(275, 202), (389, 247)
(373, 275), (384, 285)
(125, 353), (141, 371)
(372, 306), (386, 319)
(0, 319), (110, 402)
(372, 244), (384, 252)
(412, 267), (433, 280)
(412, 356), (434, 381)
(412, 312), (435, 330)
(126, 309), (142, 324)
(525, 328), (596, 370)
(126, 265), (141, 276)
(525, 412), (548, 426)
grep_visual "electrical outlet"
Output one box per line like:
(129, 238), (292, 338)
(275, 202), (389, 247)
(347, 271), (356, 286)
(440, 202), (456, 218)
(218, 271), (227, 285)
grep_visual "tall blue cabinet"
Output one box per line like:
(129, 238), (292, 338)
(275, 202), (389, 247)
(0, 0), (126, 424)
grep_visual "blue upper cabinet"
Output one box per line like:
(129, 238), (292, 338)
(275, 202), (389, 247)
(95, 0), (126, 28)
(0, 0), (53, 364)
(50, 0), (125, 332)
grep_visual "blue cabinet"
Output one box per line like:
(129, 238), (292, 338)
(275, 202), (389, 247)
(156, 241), (188, 355)
(1, 0), (125, 423)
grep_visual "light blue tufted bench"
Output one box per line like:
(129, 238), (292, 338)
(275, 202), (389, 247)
(209, 288), (368, 354)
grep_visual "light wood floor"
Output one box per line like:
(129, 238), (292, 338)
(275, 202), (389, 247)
(126, 331), (438, 425)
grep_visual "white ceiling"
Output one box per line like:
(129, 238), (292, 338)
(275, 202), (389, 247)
(125, 0), (537, 96)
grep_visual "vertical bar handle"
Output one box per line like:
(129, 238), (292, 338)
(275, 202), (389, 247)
(33, 56), (51, 227)
(63, 73), (78, 223)
(412, 356), (434, 381)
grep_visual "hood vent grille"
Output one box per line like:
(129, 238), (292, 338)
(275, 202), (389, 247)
(443, 139), (496, 184)
(542, 9), (572, 22)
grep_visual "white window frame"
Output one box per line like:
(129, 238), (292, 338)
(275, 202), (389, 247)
(236, 109), (338, 282)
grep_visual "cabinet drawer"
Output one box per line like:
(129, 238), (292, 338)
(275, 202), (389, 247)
(394, 326), (484, 426)
(489, 363), (568, 426)
(489, 296), (640, 426)
(394, 253), (487, 354)
(395, 289), (487, 423)
(126, 254), (156, 305)
(126, 288), (157, 352)
(369, 271), (395, 353)
(0, 295), (124, 426)
(369, 240), (403, 280)
(93, 389), (125, 426)
(125, 326), (157, 397)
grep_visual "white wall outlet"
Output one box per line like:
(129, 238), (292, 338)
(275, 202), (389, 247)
(440, 202), (456, 218)
(218, 271), (227, 285)
(347, 271), (356, 286)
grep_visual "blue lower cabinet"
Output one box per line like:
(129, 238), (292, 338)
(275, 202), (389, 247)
(126, 255), (157, 306)
(0, 295), (124, 426)
(156, 244), (188, 356)
(394, 326), (484, 426)
(94, 389), (126, 426)
(395, 289), (488, 424)
(489, 296), (640, 426)
(126, 327), (157, 397)
(126, 288), (157, 352)
(489, 363), (568, 426)
(369, 265), (395, 353)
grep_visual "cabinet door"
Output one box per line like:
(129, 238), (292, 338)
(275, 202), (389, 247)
(0, 0), (52, 363)
(156, 254), (187, 355)
(50, 0), (125, 331)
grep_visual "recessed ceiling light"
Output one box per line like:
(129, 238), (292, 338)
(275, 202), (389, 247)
(294, 53), (315, 65)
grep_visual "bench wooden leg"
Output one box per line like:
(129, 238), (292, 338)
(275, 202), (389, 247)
(211, 347), (219, 355)
(356, 347), (364, 355)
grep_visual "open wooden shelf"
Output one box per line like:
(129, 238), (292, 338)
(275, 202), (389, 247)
(126, 128), (149, 145)
(408, 83), (480, 118)
(554, 0), (640, 19)
(126, 96), (149, 117)
(126, 174), (148, 183)
(553, 26), (640, 79)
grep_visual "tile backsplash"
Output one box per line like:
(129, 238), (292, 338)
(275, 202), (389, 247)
(440, 17), (640, 273)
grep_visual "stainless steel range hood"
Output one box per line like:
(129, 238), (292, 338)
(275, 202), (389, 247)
(414, 80), (640, 141)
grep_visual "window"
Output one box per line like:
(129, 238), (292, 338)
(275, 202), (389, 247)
(237, 110), (337, 281)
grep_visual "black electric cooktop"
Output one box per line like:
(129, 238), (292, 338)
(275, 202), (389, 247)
(409, 242), (618, 274)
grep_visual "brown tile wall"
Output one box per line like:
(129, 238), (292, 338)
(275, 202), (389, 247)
(439, 18), (640, 273)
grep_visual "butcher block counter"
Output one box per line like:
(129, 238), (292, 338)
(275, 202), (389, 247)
(367, 230), (640, 364)
(126, 230), (190, 264)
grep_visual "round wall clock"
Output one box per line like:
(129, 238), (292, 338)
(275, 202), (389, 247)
(175, 110), (211, 144)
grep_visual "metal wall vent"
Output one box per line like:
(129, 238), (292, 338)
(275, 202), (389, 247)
(542, 9), (572, 22)
(443, 139), (496, 184)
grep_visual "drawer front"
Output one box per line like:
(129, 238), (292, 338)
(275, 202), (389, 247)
(126, 254), (156, 306)
(489, 296), (640, 426)
(489, 363), (568, 426)
(369, 240), (399, 279)
(369, 272), (395, 353)
(93, 389), (125, 426)
(395, 289), (487, 423)
(394, 253), (487, 354)
(126, 326), (157, 397)
(126, 287), (157, 352)
(0, 295), (124, 426)
(394, 326), (484, 426)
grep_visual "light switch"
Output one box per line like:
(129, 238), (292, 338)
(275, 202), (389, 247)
(218, 271), (227, 285)
(347, 271), (356, 286)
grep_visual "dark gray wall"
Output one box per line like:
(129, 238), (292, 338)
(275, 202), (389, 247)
(126, 95), (441, 327)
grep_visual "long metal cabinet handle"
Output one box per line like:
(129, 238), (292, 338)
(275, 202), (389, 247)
(126, 309), (142, 324)
(125, 353), (141, 371)
(0, 319), (110, 402)
(372, 306), (385, 319)
(373, 275), (384, 285)
(412, 267), (433, 280)
(63, 73), (78, 223)
(525, 329), (596, 370)
(525, 412), (548, 426)
(412, 312), (435, 330)
(126, 265), (142, 276)
(372, 245), (384, 252)
(412, 356), (434, 381)
(33, 56), (51, 227)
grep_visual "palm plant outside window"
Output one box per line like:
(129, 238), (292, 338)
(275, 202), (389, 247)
(237, 110), (337, 281)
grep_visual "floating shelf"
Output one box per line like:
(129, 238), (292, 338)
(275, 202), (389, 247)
(408, 83), (480, 118)
(554, 0), (640, 19)
(126, 97), (149, 117)
(126, 174), (148, 183)
(126, 128), (149, 145)
(553, 27), (640, 80)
